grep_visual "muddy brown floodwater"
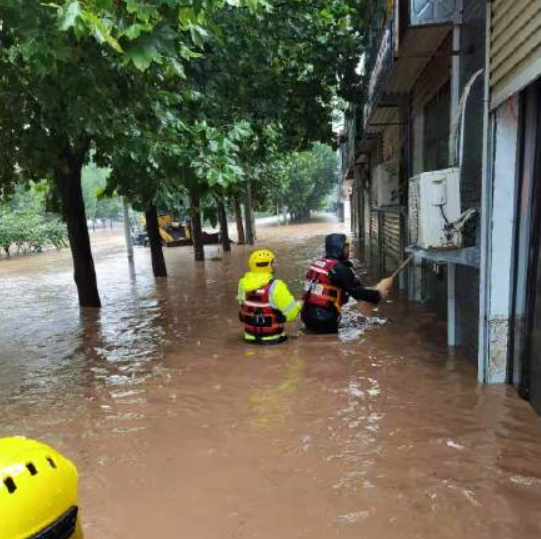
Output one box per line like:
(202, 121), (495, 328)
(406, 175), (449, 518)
(2, 217), (541, 539)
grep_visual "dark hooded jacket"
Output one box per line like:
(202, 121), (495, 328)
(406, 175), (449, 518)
(301, 233), (380, 331)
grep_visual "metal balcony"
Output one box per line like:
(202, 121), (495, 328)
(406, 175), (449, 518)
(366, 11), (394, 119)
(363, 0), (462, 137)
(410, 0), (462, 27)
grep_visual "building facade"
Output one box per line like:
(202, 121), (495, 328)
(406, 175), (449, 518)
(341, 0), (541, 414)
(342, 0), (483, 360)
(480, 0), (541, 411)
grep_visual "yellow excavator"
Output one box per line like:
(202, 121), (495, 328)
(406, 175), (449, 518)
(155, 215), (191, 247)
(134, 215), (192, 248)
(134, 214), (221, 248)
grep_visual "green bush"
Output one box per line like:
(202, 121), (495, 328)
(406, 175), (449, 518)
(0, 209), (68, 256)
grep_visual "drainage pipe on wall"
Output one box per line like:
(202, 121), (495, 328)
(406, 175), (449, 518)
(478, 1), (494, 383)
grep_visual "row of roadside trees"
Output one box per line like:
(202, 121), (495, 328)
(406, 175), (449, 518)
(0, 0), (366, 308)
(0, 183), (68, 256)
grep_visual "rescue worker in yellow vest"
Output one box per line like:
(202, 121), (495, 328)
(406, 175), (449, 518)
(238, 249), (301, 344)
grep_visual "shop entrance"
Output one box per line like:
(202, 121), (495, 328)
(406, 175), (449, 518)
(511, 81), (541, 413)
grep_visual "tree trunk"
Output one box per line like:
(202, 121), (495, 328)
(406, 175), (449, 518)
(56, 163), (101, 308)
(190, 189), (205, 261)
(281, 199), (288, 225)
(217, 199), (231, 252)
(234, 194), (245, 245)
(244, 180), (255, 246)
(145, 205), (167, 277)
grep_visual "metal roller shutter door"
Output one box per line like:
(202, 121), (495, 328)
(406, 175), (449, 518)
(370, 211), (379, 244)
(382, 212), (401, 270)
(491, 0), (541, 108)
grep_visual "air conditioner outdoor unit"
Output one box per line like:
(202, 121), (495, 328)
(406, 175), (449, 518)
(373, 163), (399, 208)
(408, 167), (462, 250)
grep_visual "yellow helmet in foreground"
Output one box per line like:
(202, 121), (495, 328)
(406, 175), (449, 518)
(0, 437), (82, 539)
(248, 249), (276, 273)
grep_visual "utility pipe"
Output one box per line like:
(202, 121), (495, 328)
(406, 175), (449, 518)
(122, 197), (134, 259)
(478, 1), (493, 383)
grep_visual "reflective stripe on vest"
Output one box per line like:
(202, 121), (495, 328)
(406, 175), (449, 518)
(308, 265), (330, 276)
(282, 299), (297, 315)
(243, 300), (272, 308)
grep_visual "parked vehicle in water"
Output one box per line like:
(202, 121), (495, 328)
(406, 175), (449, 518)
(133, 214), (221, 248)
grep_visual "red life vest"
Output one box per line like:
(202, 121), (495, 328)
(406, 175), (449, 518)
(303, 258), (345, 312)
(239, 280), (286, 339)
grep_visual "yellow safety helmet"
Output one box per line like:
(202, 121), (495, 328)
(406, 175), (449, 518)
(0, 437), (82, 539)
(248, 249), (276, 273)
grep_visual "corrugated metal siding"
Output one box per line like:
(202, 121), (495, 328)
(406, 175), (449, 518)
(370, 212), (379, 243)
(364, 189), (371, 244)
(382, 212), (401, 270)
(491, 0), (541, 98)
(456, 265), (480, 364)
(367, 107), (398, 135)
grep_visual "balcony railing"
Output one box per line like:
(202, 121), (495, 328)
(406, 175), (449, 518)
(410, 0), (461, 27)
(340, 107), (360, 174)
(365, 6), (395, 116)
(362, 0), (461, 129)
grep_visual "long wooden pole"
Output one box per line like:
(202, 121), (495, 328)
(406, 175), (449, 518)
(389, 254), (415, 282)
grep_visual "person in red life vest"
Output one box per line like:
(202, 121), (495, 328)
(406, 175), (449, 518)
(301, 233), (392, 333)
(238, 249), (302, 344)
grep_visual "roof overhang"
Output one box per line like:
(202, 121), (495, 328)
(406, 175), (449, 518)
(364, 25), (452, 135)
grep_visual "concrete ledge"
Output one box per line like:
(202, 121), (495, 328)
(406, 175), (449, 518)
(406, 245), (480, 268)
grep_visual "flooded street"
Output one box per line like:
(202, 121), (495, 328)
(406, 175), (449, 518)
(2, 218), (541, 539)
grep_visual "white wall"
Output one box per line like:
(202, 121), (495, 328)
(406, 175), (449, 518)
(479, 95), (520, 383)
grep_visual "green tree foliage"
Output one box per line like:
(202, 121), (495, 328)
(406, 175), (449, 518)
(0, 0), (265, 305)
(0, 184), (68, 256)
(259, 143), (339, 221)
(82, 163), (122, 224)
(285, 144), (339, 220)
(189, 0), (366, 149)
(6, 182), (48, 215)
(0, 0), (364, 305)
(180, 0), (364, 235)
(105, 99), (253, 260)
